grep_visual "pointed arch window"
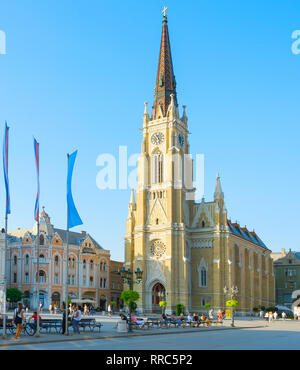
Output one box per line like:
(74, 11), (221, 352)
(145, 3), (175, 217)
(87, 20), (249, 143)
(25, 255), (29, 265)
(151, 149), (164, 184)
(197, 258), (208, 288)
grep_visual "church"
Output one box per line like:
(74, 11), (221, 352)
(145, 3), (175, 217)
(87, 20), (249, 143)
(124, 11), (275, 314)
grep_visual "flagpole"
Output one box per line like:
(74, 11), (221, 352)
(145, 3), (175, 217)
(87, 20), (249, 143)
(2, 123), (10, 340)
(33, 137), (40, 337)
(35, 217), (40, 337)
(65, 153), (69, 336)
(2, 212), (8, 339)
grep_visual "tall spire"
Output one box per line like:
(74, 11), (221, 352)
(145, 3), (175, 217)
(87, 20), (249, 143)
(214, 173), (224, 201)
(152, 9), (177, 119)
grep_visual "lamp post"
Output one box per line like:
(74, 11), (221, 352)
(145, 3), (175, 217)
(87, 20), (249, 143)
(119, 267), (143, 332)
(224, 285), (239, 327)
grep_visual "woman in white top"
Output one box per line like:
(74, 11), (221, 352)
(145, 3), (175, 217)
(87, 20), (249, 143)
(13, 302), (24, 339)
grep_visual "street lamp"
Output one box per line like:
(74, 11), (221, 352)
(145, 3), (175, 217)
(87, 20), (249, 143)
(224, 285), (239, 327)
(119, 267), (143, 332)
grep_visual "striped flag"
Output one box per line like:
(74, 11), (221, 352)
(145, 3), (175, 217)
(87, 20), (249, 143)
(67, 150), (83, 229)
(33, 138), (40, 222)
(3, 122), (10, 215)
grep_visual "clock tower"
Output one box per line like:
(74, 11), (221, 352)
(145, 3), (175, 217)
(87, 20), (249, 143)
(124, 11), (193, 313)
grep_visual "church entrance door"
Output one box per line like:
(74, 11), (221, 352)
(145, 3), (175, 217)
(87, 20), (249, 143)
(152, 283), (166, 313)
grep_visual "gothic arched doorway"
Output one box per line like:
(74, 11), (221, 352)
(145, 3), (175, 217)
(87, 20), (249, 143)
(152, 283), (166, 313)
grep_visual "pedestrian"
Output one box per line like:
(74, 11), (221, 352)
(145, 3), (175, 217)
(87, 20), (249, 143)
(49, 303), (52, 314)
(218, 309), (223, 322)
(260, 310), (264, 319)
(265, 312), (269, 321)
(222, 309), (226, 319)
(29, 311), (42, 331)
(84, 304), (88, 317)
(273, 311), (278, 320)
(282, 312), (286, 320)
(61, 303), (68, 335)
(108, 304), (112, 317)
(209, 309), (214, 320)
(72, 305), (82, 334)
(250, 311), (254, 320)
(54, 304), (57, 315)
(90, 306), (94, 316)
(13, 302), (24, 340)
(268, 311), (273, 322)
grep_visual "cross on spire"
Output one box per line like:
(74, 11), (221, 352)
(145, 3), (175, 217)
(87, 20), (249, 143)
(162, 6), (168, 17)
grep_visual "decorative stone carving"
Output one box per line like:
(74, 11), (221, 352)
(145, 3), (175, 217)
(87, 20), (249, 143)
(191, 239), (213, 248)
(150, 240), (166, 258)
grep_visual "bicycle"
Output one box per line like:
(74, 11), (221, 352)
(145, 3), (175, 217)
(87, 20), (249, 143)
(8, 318), (36, 336)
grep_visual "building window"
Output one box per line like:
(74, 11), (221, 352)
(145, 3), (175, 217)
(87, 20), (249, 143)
(38, 270), (46, 283)
(151, 152), (164, 184)
(103, 263), (106, 271)
(14, 255), (17, 265)
(83, 276), (86, 286)
(55, 255), (59, 266)
(90, 260), (94, 270)
(25, 272), (29, 283)
(89, 276), (94, 287)
(13, 273), (17, 283)
(112, 282), (115, 289)
(25, 255), (29, 265)
(100, 262), (103, 271)
(39, 254), (45, 263)
(83, 260), (86, 269)
(197, 258), (208, 288)
(40, 234), (44, 245)
(103, 278), (106, 288)
(100, 278), (103, 288)
(55, 273), (59, 285)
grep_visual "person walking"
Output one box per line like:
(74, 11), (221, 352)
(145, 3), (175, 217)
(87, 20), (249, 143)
(84, 304), (88, 317)
(49, 303), (52, 314)
(108, 304), (112, 317)
(13, 303), (24, 340)
(218, 309), (223, 322)
(274, 311), (278, 320)
(72, 305), (82, 334)
(61, 303), (68, 335)
(282, 311), (286, 320)
(268, 311), (273, 323)
(250, 311), (254, 320)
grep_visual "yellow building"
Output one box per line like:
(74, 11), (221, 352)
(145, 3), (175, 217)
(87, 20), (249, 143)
(124, 12), (275, 314)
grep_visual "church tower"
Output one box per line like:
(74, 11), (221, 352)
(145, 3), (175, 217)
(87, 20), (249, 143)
(124, 11), (192, 313)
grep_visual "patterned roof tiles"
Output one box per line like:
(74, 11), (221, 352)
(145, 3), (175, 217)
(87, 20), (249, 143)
(153, 15), (177, 118)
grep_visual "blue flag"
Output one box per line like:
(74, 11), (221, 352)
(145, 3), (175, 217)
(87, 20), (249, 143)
(67, 150), (83, 229)
(3, 122), (10, 215)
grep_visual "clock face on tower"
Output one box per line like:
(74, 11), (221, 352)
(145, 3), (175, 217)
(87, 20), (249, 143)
(151, 132), (165, 145)
(178, 134), (184, 147)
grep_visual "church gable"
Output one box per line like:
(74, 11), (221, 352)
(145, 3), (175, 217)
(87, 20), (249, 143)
(191, 202), (214, 229)
(22, 232), (32, 245)
(147, 198), (168, 225)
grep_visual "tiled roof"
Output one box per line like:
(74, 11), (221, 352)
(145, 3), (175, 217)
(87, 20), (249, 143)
(227, 220), (268, 250)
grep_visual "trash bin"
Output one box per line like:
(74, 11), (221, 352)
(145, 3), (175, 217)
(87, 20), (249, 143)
(117, 320), (128, 333)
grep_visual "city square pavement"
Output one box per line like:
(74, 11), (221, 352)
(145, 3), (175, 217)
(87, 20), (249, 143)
(1, 314), (300, 350)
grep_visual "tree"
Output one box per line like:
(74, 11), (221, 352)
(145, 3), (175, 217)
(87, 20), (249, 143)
(121, 290), (140, 312)
(159, 301), (167, 314)
(204, 303), (211, 309)
(6, 288), (23, 304)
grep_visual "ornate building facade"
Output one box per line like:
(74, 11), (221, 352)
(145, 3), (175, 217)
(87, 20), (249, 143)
(6, 208), (111, 310)
(124, 13), (275, 314)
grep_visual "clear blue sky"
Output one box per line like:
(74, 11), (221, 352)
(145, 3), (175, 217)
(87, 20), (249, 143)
(0, 0), (299, 261)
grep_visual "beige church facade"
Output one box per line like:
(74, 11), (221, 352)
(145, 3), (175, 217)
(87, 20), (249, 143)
(124, 13), (275, 314)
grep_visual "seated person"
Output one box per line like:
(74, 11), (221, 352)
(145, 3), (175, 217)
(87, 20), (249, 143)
(187, 313), (193, 325)
(170, 313), (182, 327)
(200, 314), (206, 326)
(131, 314), (146, 329)
(113, 313), (127, 329)
(160, 313), (169, 327)
(179, 313), (185, 327)
(192, 313), (199, 326)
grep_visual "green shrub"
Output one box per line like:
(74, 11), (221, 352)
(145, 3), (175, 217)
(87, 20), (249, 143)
(176, 303), (184, 315)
